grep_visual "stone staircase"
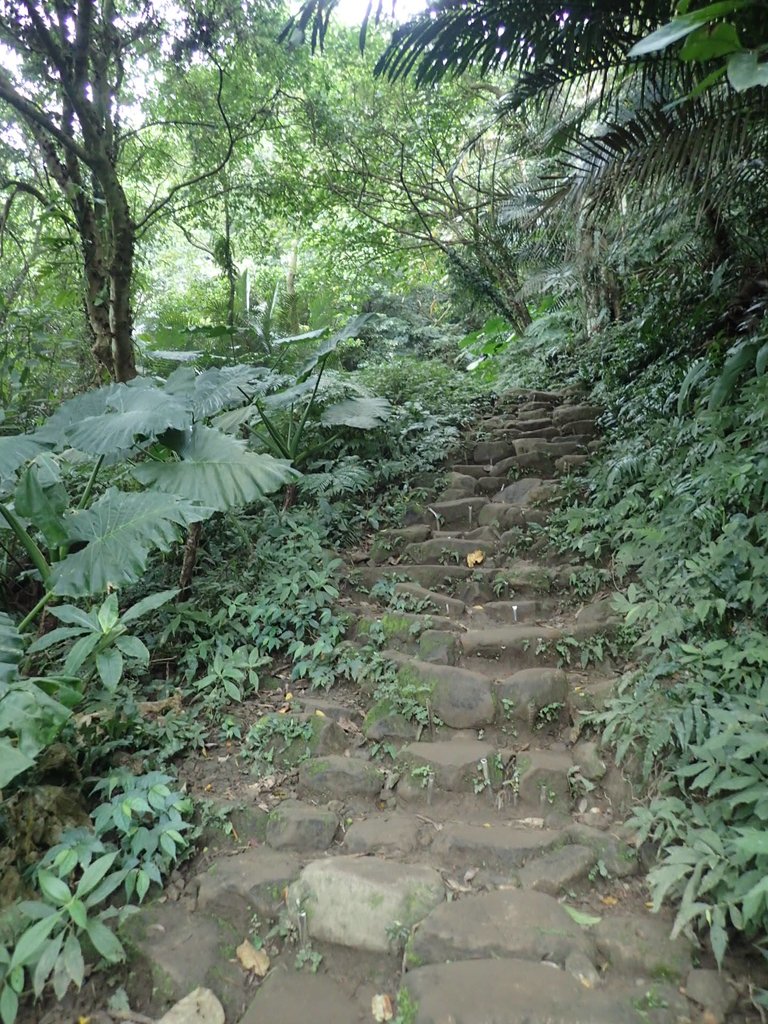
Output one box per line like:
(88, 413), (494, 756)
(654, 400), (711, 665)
(120, 390), (739, 1024)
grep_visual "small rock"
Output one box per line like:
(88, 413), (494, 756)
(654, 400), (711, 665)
(517, 749), (573, 809)
(572, 741), (606, 781)
(517, 844), (596, 895)
(565, 951), (601, 989)
(157, 987), (224, 1024)
(685, 968), (737, 1023)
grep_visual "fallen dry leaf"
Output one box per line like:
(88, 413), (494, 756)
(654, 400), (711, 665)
(463, 867), (478, 884)
(466, 549), (485, 567)
(314, 709), (326, 717)
(371, 993), (394, 1022)
(236, 939), (270, 977)
(600, 896), (619, 907)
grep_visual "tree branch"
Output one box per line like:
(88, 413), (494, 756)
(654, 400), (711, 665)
(135, 64), (236, 233)
(0, 69), (91, 165)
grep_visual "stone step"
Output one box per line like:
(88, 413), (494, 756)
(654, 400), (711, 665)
(401, 960), (667, 1024)
(239, 968), (361, 1024)
(448, 463), (491, 478)
(393, 582), (467, 618)
(369, 524), (432, 564)
(514, 437), (590, 457)
(551, 403), (604, 425)
(430, 821), (562, 870)
(477, 503), (549, 529)
(397, 738), (497, 793)
(477, 599), (555, 624)
(555, 454), (589, 473)
(389, 655), (496, 728)
(356, 562), (557, 600)
(495, 667), (570, 727)
(288, 855), (444, 952)
(473, 440), (516, 463)
(423, 496), (488, 529)
(403, 537), (499, 566)
(489, 452), (555, 478)
(410, 888), (594, 967)
(460, 625), (564, 670)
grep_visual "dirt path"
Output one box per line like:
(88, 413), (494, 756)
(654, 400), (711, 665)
(113, 389), (747, 1024)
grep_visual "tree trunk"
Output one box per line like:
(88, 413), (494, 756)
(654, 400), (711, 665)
(286, 240), (300, 334)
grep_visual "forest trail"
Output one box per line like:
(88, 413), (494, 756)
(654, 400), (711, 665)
(119, 390), (736, 1024)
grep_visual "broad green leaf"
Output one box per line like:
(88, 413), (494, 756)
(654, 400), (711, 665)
(562, 905), (602, 927)
(34, 387), (112, 446)
(62, 632), (102, 676)
(49, 605), (99, 631)
(75, 853), (118, 898)
(133, 425), (299, 512)
(64, 381), (190, 456)
(0, 739), (34, 788)
(36, 871), (71, 907)
(0, 436), (47, 493)
(61, 933), (84, 989)
(727, 50), (768, 90)
(32, 931), (63, 998)
(629, 1), (749, 56)
(27, 626), (88, 655)
(680, 22), (742, 60)
(170, 364), (271, 419)
(732, 828), (768, 856)
(0, 612), (23, 685)
(114, 635), (150, 664)
(50, 489), (210, 597)
(29, 675), (83, 710)
(0, 982), (18, 1024)
(14, 467), (69, 549)
(84, 919), (125, 963)
(261, 377), (315, 410)
(321, 396), (392, 429)
(0, 687), (71, 758)
(120, 588), (179, 625)
(97, 593), (120, 632)
(67, 899), (88, 929)
(96, 650), (123, 691)
(298, 314), (371, 378)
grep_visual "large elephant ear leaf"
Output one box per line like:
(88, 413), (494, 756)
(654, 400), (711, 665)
(51, 488), (210, 597)
(299, 314), (372, 378)
(62, 381), (191, 456)
(0, 611), (23, 686)
(166, 364), (273, 420)
(321, 396), (392, 428)
(0, 436), (48, 494)
(133, 425), (299, 511)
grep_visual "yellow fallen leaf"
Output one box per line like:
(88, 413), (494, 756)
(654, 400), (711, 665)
(236, 939), (270, 977)
(645, 901), (655, 909)
(372, 993), (394, 1022)
(600, 896), (618, 906)
(314, 709), (326, 717)
(285, 692), (293, 701)
(466, 549), (485, 567)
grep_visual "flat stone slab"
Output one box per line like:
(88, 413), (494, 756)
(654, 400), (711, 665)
(431, 822), (561, 870)
(239, 965), (359, 1024)
(194, 847), (301, 930)
(397, 740), (495, 792)
(496, 477), (544, 505)
(552, 403), (603, 425)
(396, 659), (495, 728)
(517, 749), (573, 809)
(461, 626), (562, 669)
(343, 813), (421, 856)
(297, 755), (382, 801)
(122, 902), (247, 1022)
(517, 844), (596, 895)
(404, 537), (498, 564)
(394, 582), (467, 618)
(157, 988), (224, 1024)
(403, 960), (648, 1024)
(423, 496), (488, 528)
(288, 855), (444, 952)
(595, 912), (693, 980)
(266, 799), (338, 851)
(411, 889), (594, 967)
(495, 668), (569, 725)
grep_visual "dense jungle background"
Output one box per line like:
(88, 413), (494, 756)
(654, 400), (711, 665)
(1, 1), (767, 1022)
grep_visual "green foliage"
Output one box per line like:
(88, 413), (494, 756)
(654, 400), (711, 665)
(553, 364), (768, 960)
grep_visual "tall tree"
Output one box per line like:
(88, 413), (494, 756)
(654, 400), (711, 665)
(0, 2), (267, 381)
